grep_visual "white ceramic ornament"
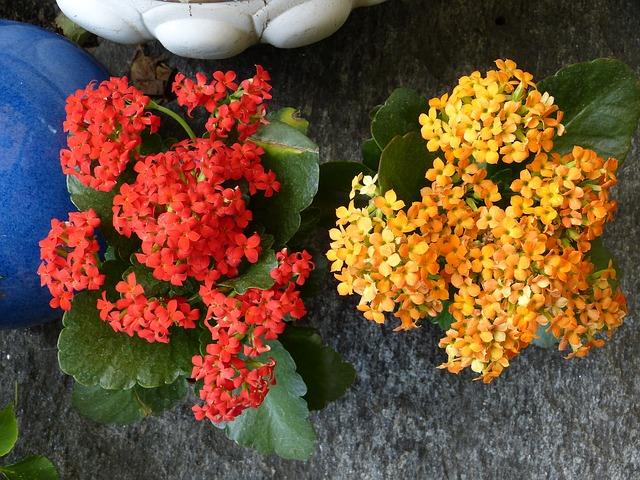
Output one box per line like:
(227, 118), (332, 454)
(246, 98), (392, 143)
(56, 0), (387, 59)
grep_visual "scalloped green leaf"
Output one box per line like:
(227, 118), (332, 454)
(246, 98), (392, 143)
(429, 301), (455, 332)
(139, 132), (166, 156)
(538, 59), (640, 162)
(123, 263), (171, 298)
(267, 108), (310, 135)
(98, 260), (130, 301)
(58, 291), (199, 390)
(377, 131), (437, 202)
(362, 138), (382, 171)
(313, 161), (374, 223)
(588, 237), (620, 289)
(67, 175), (114, 223)
(280, 327), (355, 411)
(220, 249), (278, 294)
(251, 121), (320, 246)
(0, 404), (18, 457)
(225, 341), (316, 460)
(67, 175), (139, 260)
(371, 88), (428, 151)
(300, 251), (328, 297)
(286, 207), (322, 251)
(252, 120), (318, 157)
(0, 456), (59, 480)
(588, 237), (616, 271)
(72, 377), (187, 425)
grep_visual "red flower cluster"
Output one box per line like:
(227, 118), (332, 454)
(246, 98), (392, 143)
(60, 77), (160, 192)
(112, 138), (279, 286)
(38, 210), (104, 311)
(97, 272), (199, 343)
(41, 67), (317, 423)
(192, 249), (314, 423)
(172, 71), (238, 115)
(111, 67), (278, 287)
(173, 66), (272, 141)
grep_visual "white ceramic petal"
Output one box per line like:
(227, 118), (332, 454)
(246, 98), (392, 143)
(57, 0), (154, 43)
(143, 1), (261, 58)
(55, 0), (388, 59)
(260, 0), (353, 48)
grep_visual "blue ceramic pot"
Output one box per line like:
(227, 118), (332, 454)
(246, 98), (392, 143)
(0, 21), (108, 328)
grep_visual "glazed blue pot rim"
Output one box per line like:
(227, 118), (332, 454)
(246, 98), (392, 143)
(0, 19), (108, 328)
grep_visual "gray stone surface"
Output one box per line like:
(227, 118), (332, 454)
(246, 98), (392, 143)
(1, 0), (640, 478)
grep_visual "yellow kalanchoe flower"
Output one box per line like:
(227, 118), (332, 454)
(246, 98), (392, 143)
(327, 59), (627, 383)
(419, 59), (564, 167)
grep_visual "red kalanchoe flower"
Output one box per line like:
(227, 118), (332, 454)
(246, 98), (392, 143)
(60, 77), (160, 192)
(112, 137), (279, 286)
(37, 209), (105, 311)
(173, 66), (272, 142)
(191, 249), (314, 423)
(97, 272), (199, 343)
(172, 71), (238, 115)
(45, 68), (318, 424)
(271, 249), (315, 286)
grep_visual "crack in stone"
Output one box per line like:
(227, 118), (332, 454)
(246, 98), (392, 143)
(256, 0), (270, 42)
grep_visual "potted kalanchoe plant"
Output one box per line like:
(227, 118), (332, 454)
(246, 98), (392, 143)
(38, 66), (355, 460)
(325, 59), (640, 382)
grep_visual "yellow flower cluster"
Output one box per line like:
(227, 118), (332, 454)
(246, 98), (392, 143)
(419, 59), (565, 166)
(327, 60), (627, 382)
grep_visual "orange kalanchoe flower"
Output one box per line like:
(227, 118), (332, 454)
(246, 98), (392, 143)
(418, 59), (564, 167)
(328, 59), (627, 382)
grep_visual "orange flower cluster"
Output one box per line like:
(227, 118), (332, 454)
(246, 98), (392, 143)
(419, 59), (564, 165)
(328, 60), (627, 382)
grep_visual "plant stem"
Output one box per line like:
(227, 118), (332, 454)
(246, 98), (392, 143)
(148, 100), (196, 140)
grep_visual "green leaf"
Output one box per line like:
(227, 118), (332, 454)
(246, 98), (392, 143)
(371, 88), (428, 151)
(429, 302), (455, 331)
(58, 291), (199, 390)
(67, 175), (114, 223)
(362, 138), (382, 171)
(67, 175), (139, 260)
(0, 456), (59, 480)
(123, 263), (171, 298)
(139, 132), (166, 156)
(300, 252), (328, 297)
(280, 327), (356, 411)
(55, 13), (92, 46)
(267, 108), (310, 135)
(220, 249), (278, 294)
(99, 260), (131, 300)
(251, 121), (320, 245)
(538, 58), (640, 162)
(588, 237), (616, 271)
(588, 237), (620, 289)
(104, 246), (117, 262)
(225, 341), (317, 460)
(251, 120), (318, 162)
(532, 324), (559, 349)
(313, 161), (374, 222)
(369, 104), (383, 120)
(0, 404), (18, 457)
(286, 207), (322, 251)
(377, 131), (437, 202)
(71, 377), (187, 425)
